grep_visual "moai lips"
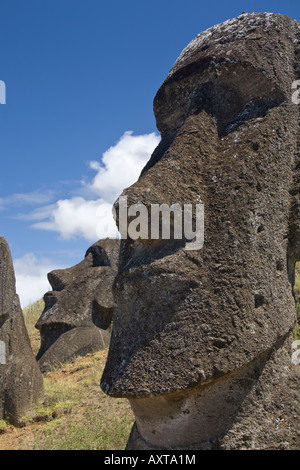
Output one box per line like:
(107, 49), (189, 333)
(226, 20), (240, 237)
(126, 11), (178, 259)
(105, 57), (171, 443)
(0, 237), (44, 424)
(101, 13), (300, 449)
(36, 238), (120, 372)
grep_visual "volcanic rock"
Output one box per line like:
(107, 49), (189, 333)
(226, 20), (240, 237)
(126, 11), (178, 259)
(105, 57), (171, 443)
(0, 237), (44, 424)
(101, 13), (300, 449)
(36, 238), (120, 372)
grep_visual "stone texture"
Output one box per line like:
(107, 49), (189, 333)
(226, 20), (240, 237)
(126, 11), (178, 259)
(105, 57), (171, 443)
(101, 12), (300, 449)
(0, 237), (44, 424)
(36, 238), (120, 372)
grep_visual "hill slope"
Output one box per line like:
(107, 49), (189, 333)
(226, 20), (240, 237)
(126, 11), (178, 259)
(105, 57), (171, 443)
(0, 300), (134, 450)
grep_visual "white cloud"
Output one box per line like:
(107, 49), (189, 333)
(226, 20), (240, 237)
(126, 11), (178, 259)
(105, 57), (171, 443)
(15, 203), (58, 221)
(32, 197), (119, 241)
(9, 131), (160, 308)
(85, 131), (160, 202)
(29, 131), (160, 241)
(13, 253), (64, 308)
(0, 190), (56, 212)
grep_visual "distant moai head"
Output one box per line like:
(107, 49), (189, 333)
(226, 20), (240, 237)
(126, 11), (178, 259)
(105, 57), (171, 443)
(101, 13), (300, 449)
(36, 238), (120, 371)
(0, 237), (16, 365)
(0, 237), (44, 424)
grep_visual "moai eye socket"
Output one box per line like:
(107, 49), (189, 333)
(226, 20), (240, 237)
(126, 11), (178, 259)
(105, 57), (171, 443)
(92, 300), (113, 330)
(0, 313), (8, 328)
(47, 271), (66, 291)
(85, 246), (110, 267)
(154, 60), (285, 140)
(187, 74), (285, 137)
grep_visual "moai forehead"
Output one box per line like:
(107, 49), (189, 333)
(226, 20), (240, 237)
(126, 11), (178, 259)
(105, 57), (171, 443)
(101, 13), (300, 398)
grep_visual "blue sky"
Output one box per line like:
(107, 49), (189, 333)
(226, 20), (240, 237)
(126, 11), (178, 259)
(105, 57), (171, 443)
(0, 0), (299, 306)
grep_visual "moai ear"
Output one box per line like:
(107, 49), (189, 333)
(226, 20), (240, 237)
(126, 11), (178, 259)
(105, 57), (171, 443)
(85, 245), (110, 267)
(92, 300), (113, 330)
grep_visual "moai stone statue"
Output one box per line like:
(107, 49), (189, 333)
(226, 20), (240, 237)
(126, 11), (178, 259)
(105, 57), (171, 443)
(0, 237), (44, 425)
(101, 13), (300, 449)
(36, 238), (120, 372)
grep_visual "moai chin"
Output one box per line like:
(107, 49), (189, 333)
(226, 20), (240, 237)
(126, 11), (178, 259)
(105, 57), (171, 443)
(0, 237), (44, 425)
(101, 13), (300, 449)
(36, 238), (120, 372)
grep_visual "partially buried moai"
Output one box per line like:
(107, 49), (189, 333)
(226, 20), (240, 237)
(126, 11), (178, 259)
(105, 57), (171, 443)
(0, 237), (44, 425)
(101, 13), (300, 449)
(36, 238), (120, 372)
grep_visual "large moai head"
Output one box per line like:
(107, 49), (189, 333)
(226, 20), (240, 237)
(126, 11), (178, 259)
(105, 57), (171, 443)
(101, 13), (300, 449)
(0, 237), (44, 424)
(36, 238), (120, 372)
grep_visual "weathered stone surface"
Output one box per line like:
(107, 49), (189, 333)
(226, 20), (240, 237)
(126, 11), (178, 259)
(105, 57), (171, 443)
(0, 237), (44, 424)
(101, 13), (300, 449)
(292, 340), (300, 366)
(36, 238), (120, 372)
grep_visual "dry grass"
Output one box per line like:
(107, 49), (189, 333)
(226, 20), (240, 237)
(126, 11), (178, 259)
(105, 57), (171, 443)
(23, 298), (45, 356)
(0, 300), (134, 450)
(0, 349), (134, 450)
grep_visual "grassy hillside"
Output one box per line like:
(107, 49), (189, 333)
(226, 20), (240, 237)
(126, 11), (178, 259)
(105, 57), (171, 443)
(0, 300), (134, 450)
(0, 349), (134, 450)
(23, 298), (45, 356)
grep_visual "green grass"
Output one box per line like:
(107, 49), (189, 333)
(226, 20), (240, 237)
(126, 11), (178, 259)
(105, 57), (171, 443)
(30, 352), (133, 450)
(32, 394), (133, 450)
(0, 298), (134, 450)
(23, 298), (45, 331)
(38, 414), (132, 450)
(0, 346), (134, 450)
(0, 420), (7, 434)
